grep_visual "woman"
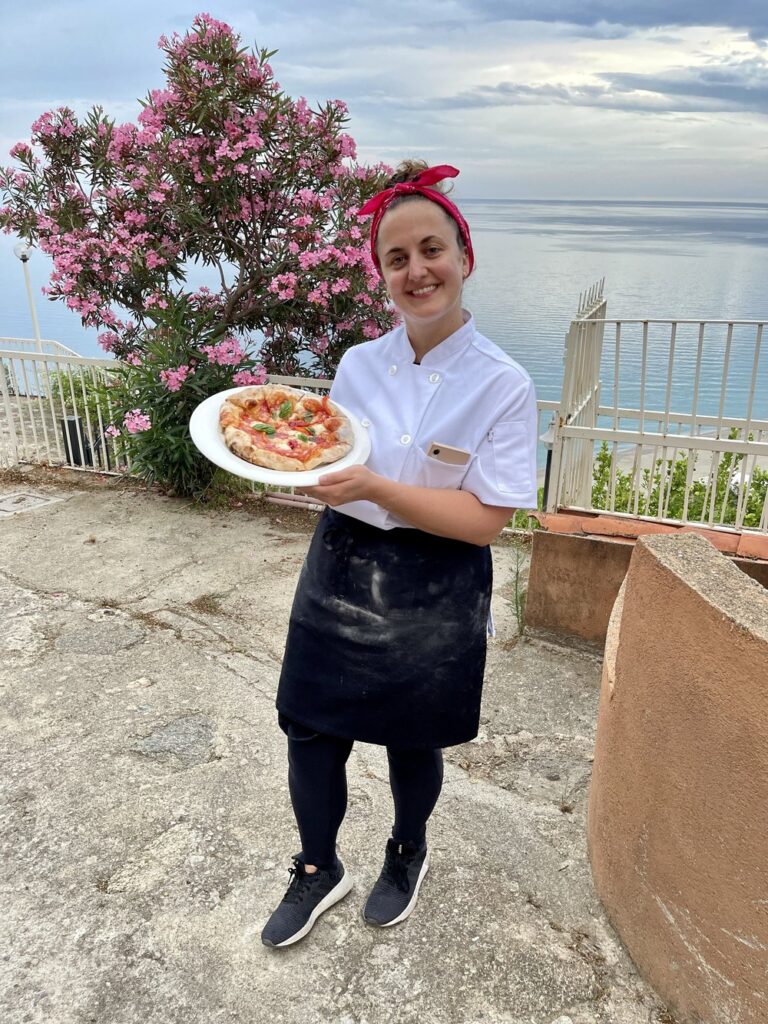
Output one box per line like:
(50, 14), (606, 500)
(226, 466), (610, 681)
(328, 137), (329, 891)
(261, 162), (538, 947)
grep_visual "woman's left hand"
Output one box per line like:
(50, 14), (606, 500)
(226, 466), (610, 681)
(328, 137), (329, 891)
(300, 464), (382, 506)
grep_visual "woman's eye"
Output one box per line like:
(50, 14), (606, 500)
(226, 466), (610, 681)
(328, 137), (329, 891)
(426, 246), (442, 256)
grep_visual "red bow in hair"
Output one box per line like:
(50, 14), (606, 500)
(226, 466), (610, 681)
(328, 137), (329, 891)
(358, 164), (474, 275)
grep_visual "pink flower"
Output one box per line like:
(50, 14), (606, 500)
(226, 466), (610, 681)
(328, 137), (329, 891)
(9, 142), (32, 160)
(105, 425), (121, 438)
(159, 364), (192, 391)
(124, 409), (152, 433)
(145, 292), (169, 310)
(233, 366), (268, 386)
(200, 336), (245, 366)
(331, 278), (350, 295)
(97, 331), (119, 353)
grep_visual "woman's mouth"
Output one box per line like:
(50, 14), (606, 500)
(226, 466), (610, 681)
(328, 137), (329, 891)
(409, 284), (438, 297)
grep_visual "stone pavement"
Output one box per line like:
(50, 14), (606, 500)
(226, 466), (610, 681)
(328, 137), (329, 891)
(0, 469), (674, 1024)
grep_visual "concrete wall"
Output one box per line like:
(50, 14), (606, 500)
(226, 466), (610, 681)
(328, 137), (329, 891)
(526, 528), (767, 647)
(526, 532), (633, 645)
(587, 533), (768, 1024)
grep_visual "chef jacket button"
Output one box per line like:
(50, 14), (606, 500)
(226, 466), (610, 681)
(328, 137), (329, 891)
(400, 434), (411, 445)
(361, 418), (371, 428)
(429, 372), (440, 384)
(388, 365), (397, 375)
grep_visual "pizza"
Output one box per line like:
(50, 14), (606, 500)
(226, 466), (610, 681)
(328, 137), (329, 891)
(219, 384), (355, 472)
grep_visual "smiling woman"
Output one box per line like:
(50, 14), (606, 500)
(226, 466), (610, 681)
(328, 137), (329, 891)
(376, 200), (469, 357)
(260, 160), (540, 950)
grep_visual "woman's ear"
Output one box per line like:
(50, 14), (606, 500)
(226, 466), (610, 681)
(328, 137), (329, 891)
(461, 247), (470, 279)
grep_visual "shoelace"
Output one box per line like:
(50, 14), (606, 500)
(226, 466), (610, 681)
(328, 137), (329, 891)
(385, 845), (413, 893)
(282, 858), (317, 904)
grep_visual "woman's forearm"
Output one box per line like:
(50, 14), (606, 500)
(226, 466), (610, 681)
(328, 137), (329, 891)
(302, 465), (514, 545)
(369, 476), (513, 546)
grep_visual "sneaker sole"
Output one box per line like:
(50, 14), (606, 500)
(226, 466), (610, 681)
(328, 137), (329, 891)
(263, 870), (354, 948)
(363, 851), (430, 928)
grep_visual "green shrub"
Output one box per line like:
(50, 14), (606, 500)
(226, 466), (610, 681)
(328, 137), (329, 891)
(591, 436), (767, 529)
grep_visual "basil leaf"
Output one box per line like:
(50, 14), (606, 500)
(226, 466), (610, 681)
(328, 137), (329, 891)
(303, 412), (314, 422)
(251, 422), (276, 435)
(305, 426), (316, 436)
(297, 434), (310, 442)
(278, 401), (293, 419)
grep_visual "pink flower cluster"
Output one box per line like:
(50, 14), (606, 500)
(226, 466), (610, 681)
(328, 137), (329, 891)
(124, 409), (152, 433)
(159, 364), (193, 391)
(268, 272), (298, 301)
(31, 109), (76, 141)
(98, 331), (119, 353)
(200, 337), (245, 365)
(309, 337), (329, 356)
(233, 366), (268, 386)
(9, 143), (33, 161)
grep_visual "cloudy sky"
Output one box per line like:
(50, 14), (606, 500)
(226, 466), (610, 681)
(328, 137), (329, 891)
(1, 1), (767, 200)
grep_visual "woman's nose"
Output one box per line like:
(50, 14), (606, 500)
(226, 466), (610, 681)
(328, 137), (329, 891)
(407, 255), (429, 280)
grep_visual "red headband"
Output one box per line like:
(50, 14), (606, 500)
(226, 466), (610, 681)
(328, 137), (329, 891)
(358, 164), (474, 276)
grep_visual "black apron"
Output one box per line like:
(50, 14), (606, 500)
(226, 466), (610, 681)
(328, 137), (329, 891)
(276, 508), (492, 749)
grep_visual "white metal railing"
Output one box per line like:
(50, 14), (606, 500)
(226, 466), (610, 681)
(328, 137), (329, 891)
(0, 336), (80, 357)
(0, 348), (130, 473)
(548, 318), (768, 533)
(547, 280), (607, 510)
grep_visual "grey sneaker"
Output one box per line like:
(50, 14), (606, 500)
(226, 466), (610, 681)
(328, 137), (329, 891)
(362, 838), (430, 927)
(261, 856), (353, 947)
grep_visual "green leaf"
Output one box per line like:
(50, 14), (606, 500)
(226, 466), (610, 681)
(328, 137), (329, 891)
(251, 422), (276, 435)
(278, 400), (292, 419)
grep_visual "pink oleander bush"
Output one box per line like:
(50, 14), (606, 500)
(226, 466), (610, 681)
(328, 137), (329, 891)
(0, 14), (395, 494)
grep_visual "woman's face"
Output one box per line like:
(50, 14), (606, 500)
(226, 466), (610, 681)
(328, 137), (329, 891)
(376, 200), (469, 333)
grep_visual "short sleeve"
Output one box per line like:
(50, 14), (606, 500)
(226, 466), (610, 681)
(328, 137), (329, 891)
(461, 377), (539, 509)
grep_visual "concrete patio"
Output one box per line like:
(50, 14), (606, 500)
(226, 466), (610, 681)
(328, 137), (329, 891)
(0, 467), (675, 1024)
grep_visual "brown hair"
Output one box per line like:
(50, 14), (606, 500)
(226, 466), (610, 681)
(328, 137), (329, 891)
(380, 160), (464, 251)
(385, 159), (452, 194)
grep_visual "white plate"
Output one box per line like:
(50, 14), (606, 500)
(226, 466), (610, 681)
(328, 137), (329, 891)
(189, 387), (371, 486)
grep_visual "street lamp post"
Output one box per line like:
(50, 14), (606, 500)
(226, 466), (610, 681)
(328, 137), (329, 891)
(540, 418), (556, 510)
(13, 241), (43, 353)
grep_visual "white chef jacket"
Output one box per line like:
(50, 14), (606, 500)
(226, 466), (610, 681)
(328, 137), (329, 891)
(329, 312), (538, 530)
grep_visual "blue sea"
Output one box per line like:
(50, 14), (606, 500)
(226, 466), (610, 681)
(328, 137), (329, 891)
(2, 199), (767, 421)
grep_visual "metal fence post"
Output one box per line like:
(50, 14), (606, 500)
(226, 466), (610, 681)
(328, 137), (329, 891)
(0, 358), (20, 468)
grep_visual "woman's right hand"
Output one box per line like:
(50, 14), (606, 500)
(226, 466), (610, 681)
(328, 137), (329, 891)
(301, 465), (383, 506)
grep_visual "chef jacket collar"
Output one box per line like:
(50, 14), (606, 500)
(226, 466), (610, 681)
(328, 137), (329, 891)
(396, 310), (476, 369)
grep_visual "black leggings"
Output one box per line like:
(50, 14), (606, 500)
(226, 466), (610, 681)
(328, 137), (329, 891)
(281, 715), (444, 869)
